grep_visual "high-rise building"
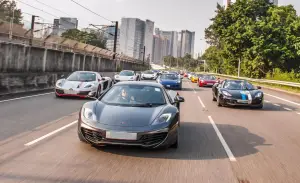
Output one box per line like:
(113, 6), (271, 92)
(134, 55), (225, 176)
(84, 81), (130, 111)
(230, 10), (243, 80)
(52, 17), (78, 36)
(180, 30), (195, 57)
(144, 20), (155, 62)
(152, 35), (169, 64)
(102, 26), (120, 53)
(120, 18), (154, 60)
(160, 30), (178, 57)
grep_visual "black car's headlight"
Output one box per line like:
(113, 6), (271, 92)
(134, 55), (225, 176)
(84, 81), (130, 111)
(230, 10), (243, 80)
(222, 91), (232, 96)
(255, 92), (262, 98)
(152, 113), (172, 125)
(82, 108), (96, 121)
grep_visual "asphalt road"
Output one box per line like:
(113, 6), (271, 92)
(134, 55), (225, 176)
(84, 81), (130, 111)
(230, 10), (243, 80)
(0, 78), (300, 183)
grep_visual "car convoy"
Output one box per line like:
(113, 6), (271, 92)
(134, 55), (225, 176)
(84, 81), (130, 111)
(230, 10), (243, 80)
(54, 69), (263, 149)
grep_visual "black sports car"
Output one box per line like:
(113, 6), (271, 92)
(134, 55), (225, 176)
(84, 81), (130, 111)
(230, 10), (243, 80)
(212, 79), (263, 108)
(77, 81), (185, 149)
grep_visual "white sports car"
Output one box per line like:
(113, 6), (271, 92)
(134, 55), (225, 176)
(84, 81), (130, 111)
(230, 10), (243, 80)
(55, 71), (113, 98)
(114, 70), (140, 83)
(141, 70), (157, 80)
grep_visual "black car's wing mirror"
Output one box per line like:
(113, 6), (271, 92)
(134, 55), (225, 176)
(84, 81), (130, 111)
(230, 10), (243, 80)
(86, 92), (97, 100)
(257, 86), (262, 89)
(176, 96), (185, 102)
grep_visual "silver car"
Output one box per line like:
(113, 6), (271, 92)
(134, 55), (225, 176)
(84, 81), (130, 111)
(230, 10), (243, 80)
(55, 71), (113, 98)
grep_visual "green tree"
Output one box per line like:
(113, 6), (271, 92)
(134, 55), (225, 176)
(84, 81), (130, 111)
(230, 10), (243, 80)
(0, 0), (23, 24)
(62, 29), (107, 49)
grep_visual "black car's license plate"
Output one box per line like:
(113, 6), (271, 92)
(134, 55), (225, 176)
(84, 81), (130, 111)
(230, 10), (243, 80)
(237, 100), (248, 104)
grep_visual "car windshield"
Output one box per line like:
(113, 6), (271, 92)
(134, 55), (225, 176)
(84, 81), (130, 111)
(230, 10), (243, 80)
(160, 74), (179, 80)
(101, 85), (166, 106)
(197, 74), (203, 78)
(144, 70), (154, 74)
(120, 71), (134, 76)
(67, 72), (96, 82)
(224, 80), (256, 90)
(203, 75), (216, 80)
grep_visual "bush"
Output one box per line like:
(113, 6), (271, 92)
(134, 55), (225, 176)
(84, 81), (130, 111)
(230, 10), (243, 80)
(266, 68), (300, 82)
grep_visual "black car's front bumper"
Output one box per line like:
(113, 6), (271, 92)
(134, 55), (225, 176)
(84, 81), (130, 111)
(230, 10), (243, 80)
(78, 120), (178, 148)
(219, 95), (263, 106)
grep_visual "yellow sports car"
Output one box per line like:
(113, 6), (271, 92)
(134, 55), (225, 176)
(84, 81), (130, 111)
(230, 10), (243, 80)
(190, 74), (198, 83)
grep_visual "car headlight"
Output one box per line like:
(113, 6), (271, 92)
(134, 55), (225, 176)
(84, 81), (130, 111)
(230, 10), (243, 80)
(82, 108), (96, 121)
(177, 80), (181, 83)
(222, 91), (232, 96)
(115, 75), (119, 79)
(84, 84), (94, 88)
(130, 77), (134, 80)
(152, 113), (172, 125)
(56, 82), (62, 87)
(255, 92), (262, 98)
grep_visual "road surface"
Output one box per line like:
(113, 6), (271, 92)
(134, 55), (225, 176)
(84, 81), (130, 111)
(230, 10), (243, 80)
(0, 79), (300, 183)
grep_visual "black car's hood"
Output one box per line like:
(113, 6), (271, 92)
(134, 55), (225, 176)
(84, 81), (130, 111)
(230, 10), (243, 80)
(94, 102), (165, 127)
(222, 89), (261, 100)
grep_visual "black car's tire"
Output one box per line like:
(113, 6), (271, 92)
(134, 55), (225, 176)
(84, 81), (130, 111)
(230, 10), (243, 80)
(212, 94), (217, 101)
(217, 96), (222, 107)
(170, 131), (178, 149)
(96, 86), (101, 98)
(255, 104), (263, 109)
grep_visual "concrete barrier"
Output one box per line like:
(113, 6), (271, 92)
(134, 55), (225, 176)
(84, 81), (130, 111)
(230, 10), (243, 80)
(0, 42), (147, 96)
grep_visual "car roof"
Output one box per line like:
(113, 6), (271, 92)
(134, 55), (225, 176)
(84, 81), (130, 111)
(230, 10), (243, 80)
(120, 70), (134, 72)
(114, 81), (163, 87)
(73, 71), (98, 74)
(224, 79), (246, 82)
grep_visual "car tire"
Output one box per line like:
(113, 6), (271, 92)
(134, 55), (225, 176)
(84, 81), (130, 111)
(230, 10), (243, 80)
(217, 96), (222, 107)
(170, 131), (178, 149)
(212, 94), (217, 101)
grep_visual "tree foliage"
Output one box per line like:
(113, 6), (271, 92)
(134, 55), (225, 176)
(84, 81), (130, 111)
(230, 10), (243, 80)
(163, 54), (204, 72)
(0, 0), (23, 24)
(203, 0), (300, 79)
(61, 29), (107, 49)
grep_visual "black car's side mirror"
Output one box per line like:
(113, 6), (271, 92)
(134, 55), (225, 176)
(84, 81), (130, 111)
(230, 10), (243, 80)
(257, 86), (262, 89)
(175, 96), (185, 103)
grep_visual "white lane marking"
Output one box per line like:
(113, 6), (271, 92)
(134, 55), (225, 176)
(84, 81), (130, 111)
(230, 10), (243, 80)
(273, 104), (280, 107)
(208, 116), (236, 162)
(297, 112), (300, 115)
(24, 120), (78, 146)
(187, 82), (197, 94)
(265, 93), (300, 106)
(0, 92), (54, 103)
(283, 107), (292, 111)
(264, 100), (271, 103)
(197, 96), (206, 108)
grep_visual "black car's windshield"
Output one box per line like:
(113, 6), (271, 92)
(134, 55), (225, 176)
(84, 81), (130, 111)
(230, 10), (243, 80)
(160, 74), (179, 80)
(144, 70), (154, 74)
(101, 85), (166, 106)
(120, 70), (134, 76)
(203, 75), (216, 80)
(224, 80), (255, 90)
(67, 72), (96, 82)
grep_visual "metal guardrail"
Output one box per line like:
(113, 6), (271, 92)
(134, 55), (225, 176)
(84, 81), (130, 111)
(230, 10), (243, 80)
(209, 73), (300, 88)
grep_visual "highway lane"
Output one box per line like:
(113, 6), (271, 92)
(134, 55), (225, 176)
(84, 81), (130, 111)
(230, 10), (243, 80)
(0, 79), (300, 182)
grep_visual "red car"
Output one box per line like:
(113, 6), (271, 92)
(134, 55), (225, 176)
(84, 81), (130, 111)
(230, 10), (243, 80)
(184, 73), (188, 77)
(198, 75), (218, 87)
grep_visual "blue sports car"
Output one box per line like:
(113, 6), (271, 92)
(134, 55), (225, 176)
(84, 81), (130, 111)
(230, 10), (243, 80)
(157, 73), (182, 90)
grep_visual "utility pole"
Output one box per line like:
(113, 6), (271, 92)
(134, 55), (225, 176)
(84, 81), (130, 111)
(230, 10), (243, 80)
(142, 46), (145, 65)
(237, 58), (241, 77)
(29, 15), (38, 46)
(9, 10), (15, 40)
(112, 21), (118, 59)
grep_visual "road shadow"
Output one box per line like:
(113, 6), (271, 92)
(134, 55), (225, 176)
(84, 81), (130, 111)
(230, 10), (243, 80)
(217, 102), (297, 112)
(95, 122), (268, 160)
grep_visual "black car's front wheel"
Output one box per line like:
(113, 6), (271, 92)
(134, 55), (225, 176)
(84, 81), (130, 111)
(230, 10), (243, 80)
(217, 96), (222, 107)
(170, 130), (178, 149)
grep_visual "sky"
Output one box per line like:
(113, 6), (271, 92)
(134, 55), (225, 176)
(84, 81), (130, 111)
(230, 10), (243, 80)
(17, 0), (300, 56)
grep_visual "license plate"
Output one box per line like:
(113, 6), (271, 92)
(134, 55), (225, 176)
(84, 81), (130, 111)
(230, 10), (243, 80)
(237, 100), (248, 104)
(207, 83), (213, 86)
(106, 131), (137, 140)
(166, 85), (171, 87)
(65, 90), (77, 94)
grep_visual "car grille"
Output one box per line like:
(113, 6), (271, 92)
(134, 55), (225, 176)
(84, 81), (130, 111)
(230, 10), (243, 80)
(81, 128), (104, 143)
(139, 133), (168, 145)
(81, 127), (168, 146)
(78, 91), (90, 95)
(56, 89), (64, 94)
